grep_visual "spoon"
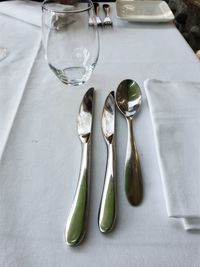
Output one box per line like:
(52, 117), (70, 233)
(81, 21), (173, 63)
(116, 79), (143, 206)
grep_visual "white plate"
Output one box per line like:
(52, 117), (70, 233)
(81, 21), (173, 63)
(116, 0), (175, 22)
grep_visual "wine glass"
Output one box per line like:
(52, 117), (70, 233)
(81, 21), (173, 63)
(42, 0), (99, 86)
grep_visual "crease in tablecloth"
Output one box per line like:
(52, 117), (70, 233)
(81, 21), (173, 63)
(0, 0), (41, 27)
(0, 14), (42, 163)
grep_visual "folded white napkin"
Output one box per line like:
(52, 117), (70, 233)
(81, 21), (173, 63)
(144, 79), (200, 231)
(0, 0), (41, 27)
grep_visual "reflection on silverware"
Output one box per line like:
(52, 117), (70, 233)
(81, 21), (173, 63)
(116, 80), (143, 206)
(94, 2), (102, 26)
(98, 91), (117, 233)
(65, 88), (94, 246)
(103, 4), (113, 26)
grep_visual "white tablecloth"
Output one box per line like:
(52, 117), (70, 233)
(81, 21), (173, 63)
(0, 2), (200, 267)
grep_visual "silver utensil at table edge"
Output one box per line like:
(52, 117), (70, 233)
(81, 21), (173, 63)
(94, 2), (102, 26)
(116, 80), (143, 206)
(103, 4), (113, 26)
(98, 91), (117, 233)
(88, 3), (95, 26)
(65, 88), (94, 246)
(88, 15), (95, 26)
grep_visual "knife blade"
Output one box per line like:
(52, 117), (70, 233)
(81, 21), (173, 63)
(98, 91), (117, 233)
(65, 87), (94, 246)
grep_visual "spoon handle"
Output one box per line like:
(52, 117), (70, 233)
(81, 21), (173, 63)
(125, 117), (143, 206)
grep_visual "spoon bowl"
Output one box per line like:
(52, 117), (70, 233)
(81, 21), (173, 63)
(116, 79), (142, 117)
(116, 79), (143, 206)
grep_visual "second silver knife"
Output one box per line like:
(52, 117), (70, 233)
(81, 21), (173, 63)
(98, 91), (117, 233)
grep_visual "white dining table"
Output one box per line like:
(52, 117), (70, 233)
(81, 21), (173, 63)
(0, 1), (200, 267)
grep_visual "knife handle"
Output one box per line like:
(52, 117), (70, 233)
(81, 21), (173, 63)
(98, 140), (116, 233)
(125, 117), (143, 206)
(65, 142), (90, 246)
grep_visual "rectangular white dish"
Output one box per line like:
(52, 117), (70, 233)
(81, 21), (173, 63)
(116, 0), (175, 22)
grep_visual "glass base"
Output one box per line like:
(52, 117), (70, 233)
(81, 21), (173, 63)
(49, 64), (95, 86)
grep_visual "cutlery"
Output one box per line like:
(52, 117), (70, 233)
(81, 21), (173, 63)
(88, 15), (94, 26)
(98, 91), (117, 233)
(94, 2), (102, 26)
(65, 88), (94, 246)
(88, 4), (95, 26)
(103, 4), (113, 26)
(116, 80), (143, 206)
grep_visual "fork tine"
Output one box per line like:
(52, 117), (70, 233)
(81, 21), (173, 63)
(103, 17), (112, 27)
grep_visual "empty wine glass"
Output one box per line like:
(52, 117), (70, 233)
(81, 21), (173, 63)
(42, 0), (99, 86)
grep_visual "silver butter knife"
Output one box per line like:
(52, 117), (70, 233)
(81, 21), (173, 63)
(65, 88), (94, 246)
(98, 91), (117, 233)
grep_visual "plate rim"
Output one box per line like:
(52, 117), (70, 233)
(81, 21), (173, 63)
(116, 0), (175, 23)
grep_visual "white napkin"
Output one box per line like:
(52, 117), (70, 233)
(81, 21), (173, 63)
(144, 79), (200, 231)
(0, 0), (41, 27)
